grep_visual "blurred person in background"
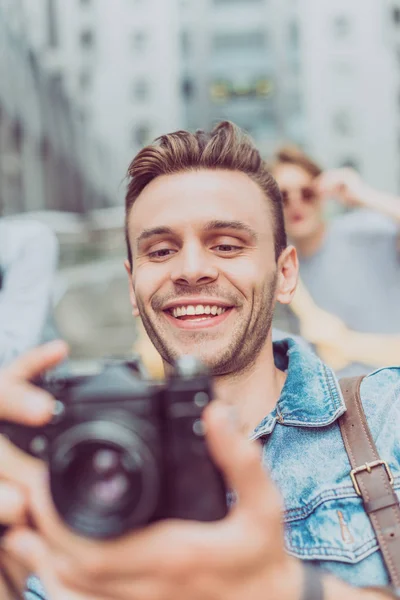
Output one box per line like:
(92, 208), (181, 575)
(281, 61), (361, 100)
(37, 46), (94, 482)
(270, 146), (400, 376)
(0, 216), (59, 366)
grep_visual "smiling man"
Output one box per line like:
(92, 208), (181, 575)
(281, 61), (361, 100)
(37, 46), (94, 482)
(2, 122), (400, 600)
(120, 122), (400, 594)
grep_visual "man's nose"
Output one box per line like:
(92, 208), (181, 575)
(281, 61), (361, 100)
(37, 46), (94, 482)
(170, 244), (218, 287)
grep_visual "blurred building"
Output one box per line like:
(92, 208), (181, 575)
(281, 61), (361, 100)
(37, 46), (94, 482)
(0, 0), (112, 215)
(23, 0), (184, 206)
(179, 0), (305, 155)
(299, 0), (399, 192)
(3, 0), (400, 219)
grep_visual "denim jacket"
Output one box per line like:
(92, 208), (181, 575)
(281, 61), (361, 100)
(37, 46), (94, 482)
(25, 337), (400, 598)
(253, 337), (400, 587)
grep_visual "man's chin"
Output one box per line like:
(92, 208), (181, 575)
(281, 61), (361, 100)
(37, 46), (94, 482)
(164, 343), (228, 372)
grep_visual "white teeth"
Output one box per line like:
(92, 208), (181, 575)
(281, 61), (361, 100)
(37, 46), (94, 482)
(170, 304), (228, 318)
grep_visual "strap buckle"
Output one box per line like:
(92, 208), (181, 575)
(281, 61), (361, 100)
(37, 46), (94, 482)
(350, 460), (394, 497)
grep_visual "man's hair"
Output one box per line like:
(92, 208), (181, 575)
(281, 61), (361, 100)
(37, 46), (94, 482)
(125, 121), (287, 266)
(270, 144), (322, 179)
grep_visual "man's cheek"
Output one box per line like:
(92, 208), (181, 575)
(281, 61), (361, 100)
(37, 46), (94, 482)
(222, 262), (257, 289)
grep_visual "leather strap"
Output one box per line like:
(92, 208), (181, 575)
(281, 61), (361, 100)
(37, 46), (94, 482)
(300, 563), (324, 600)
(339, 377), (400, 588)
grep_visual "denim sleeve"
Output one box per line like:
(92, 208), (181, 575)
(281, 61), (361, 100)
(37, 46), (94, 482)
(0, 220), (59, 366)
(24, 575), (48, 600)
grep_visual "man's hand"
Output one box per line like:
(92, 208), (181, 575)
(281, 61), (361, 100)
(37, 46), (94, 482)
(0, 340), (68, 597)
(314, 168), (370, 208)
(4, 402), (302, 600)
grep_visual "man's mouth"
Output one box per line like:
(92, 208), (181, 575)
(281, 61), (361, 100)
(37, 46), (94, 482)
(290, 213), (304, 224)
(162, 302), (233, 329)
(169, 304), (227, 320)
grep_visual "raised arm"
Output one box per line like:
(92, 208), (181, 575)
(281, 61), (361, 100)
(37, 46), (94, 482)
(315, 168), (400, 224)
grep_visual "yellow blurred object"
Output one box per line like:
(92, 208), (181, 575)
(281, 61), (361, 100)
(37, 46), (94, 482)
(133, 320), (165, 379)
(291, 279), (400, 370)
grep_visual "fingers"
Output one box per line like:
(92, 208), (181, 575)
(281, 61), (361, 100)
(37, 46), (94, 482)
(0, 550), (29, 599)
(4, 340), (69, 381)
(0, 435), (45, 488)
(3, 529), (51, 587)
(0, 483), (26, 526)
(0, 380), (55, 425)
(203, 403), (279, 514)
(4, 528), (113, 600)
(0, 341), (69, 425)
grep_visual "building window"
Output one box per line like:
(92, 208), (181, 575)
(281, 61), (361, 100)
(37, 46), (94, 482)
(79, 70), (91, 91)
(181, 31), (190, 55)
(340, 158), (359, 171)
(182, 77), (194, 100)
(132, 79), (149, 102)
(393, 7), (400, 24)
(288, 20), (299, 50)
(212, 31), (267, 53)
(332, 110), (353, 136)
(80, 29), (94, 49)
(210, 77), (273, 102)
(133, 124), (150, 147)
(131, 31), (147, 52)
(47, 0), (59, 48)
(287, 91), (302, 114)
(332, 15), (351, 38)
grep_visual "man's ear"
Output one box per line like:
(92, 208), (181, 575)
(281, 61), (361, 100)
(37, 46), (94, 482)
(124, 260), (140, 317)
(275, 245), (298, 305)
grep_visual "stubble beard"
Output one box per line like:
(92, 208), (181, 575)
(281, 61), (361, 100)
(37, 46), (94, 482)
(136, 272), (278, 377)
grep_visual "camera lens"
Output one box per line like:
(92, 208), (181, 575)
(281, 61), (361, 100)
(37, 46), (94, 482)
(66, 445), (138, 512)
(49, 421), (160, 539)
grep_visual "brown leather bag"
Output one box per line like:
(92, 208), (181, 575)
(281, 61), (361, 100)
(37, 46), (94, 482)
(339, 377), (400, 589)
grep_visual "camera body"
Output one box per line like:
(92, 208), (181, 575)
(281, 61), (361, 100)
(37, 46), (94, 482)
(0, 356), (227, 539)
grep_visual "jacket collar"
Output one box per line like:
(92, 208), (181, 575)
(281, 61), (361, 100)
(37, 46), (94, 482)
(250, 337), (346, 440)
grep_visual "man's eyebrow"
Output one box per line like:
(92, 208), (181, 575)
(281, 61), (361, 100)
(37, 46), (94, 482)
(203, 220), (258, 240)
(136, 226), (174, 249)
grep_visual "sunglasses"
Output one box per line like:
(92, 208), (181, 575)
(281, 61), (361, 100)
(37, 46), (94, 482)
(280, 186), (316, 206)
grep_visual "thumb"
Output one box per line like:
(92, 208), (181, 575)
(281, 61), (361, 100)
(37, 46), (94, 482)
(203, 403), (276, 513)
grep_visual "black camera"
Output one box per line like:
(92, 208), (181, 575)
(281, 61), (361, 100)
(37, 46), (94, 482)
(0, 356), (227, 539)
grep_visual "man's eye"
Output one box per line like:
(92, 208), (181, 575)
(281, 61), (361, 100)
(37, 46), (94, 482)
(213, 244), (242, 253)
(148, 248), (176, 259)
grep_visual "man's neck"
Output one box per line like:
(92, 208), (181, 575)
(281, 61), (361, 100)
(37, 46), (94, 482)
(213, 341), (287, 437)
(294, 222), (326, 258)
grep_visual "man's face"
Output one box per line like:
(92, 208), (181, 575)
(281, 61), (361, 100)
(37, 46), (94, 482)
(273, 164), (323, 242)
(126, 169), (289, 375)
